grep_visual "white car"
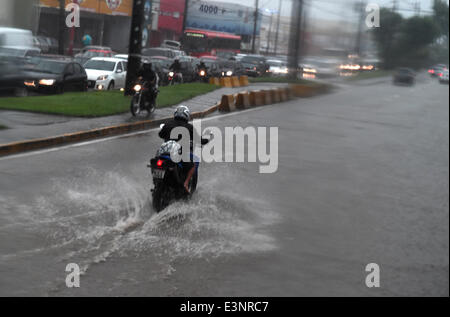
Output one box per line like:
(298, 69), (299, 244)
(84, 57), (127, 90)
(439, 69), (449, 84)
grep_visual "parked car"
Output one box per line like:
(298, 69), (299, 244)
(393, 68), (416, 85)
(439, 69), (449, 84)
(84, 57), (127, 90)
(74, 46), (113, 66)
(240, 55), (268, 77)
(0, 27), (41, 57)
(21, 58), (87, 94)
(142, 47), (177, 59)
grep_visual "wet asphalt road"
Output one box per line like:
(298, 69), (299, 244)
(0, 75), (448, 296)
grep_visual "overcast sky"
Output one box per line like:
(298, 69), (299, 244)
(216, 0), (442, 21)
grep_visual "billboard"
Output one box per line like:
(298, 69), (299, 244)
(185, 0), (261, 36)
(39, 0), (133, 16)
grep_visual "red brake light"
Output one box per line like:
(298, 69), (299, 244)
(429, 69), (434, 73)
(157, 160), (163, 167)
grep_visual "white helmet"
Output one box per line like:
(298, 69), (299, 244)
(174, 105), (191, 122)
(157, 140), (182, 162)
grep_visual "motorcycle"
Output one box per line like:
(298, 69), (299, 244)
(130, 78), (158, 117)
(149, 128), (210, 212)
(197, 68), (208, 82)
(168, 71), (183, 85)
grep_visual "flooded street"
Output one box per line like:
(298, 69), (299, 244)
(1, 76), (448, 296)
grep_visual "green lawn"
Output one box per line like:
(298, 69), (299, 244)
(0, 83), (219, 117)
(346, 70), (393, 81)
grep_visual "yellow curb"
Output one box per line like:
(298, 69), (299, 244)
(239, 75), (249, 86)
(231, 76), (241, 87)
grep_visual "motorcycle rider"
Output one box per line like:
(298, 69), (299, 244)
(197, 61), (208, 72)
(137, 62), (159, 104)
(159, 105), (208, 193)
(169, 58), (183, 83)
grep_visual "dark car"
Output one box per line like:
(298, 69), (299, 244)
(219, 59), (245, 77)
(393, 68), (416, 86)
(142, 48), (177, 59)
(149, 56), (172, 86)
(179, 60), (196, 82)
(199, 58), (222, 78)
(0, 56), (30, 96)
(22, 58), (88, 94)
(240, 55), (268, 77)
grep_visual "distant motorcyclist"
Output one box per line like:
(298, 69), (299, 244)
(137, 62), (159, 104)
(159, 105), (208, 193)
(169, 59), (183, 82)
(197, 61), (208, 72)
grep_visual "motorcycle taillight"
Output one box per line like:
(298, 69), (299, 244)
(157, 159), (164, 167)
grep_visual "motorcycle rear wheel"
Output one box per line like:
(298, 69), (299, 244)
(152, 183), (171, 212)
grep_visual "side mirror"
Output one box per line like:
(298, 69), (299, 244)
(116, 69), (123, 74)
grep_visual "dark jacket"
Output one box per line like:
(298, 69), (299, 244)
(159, 118), (208, 151)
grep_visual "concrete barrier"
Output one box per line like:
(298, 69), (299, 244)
(231, 76), (241, 87)
(290, 84), (317, 98)
(278, 87), (288, 102)
(262, 90), (273, 105)
(249, 90), (264, 107)
(220, 77), (233, 88)
(209, 77), (220, 86)
(270, 89), (281, 103)
(239, 75), (249, 86)
(236, 91), (251, 109)
(219, 94), (236, 112)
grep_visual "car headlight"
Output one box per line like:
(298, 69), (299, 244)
(97, 75), (108, 81)
(133, 84), (142, 92)
(24, 80), (35, 87)
(226, 71), (233, 76)
(39, 79), (56, 86)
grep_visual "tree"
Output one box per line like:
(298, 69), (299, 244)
(372, 8), (403, 69)
(433, 0), (449, 40)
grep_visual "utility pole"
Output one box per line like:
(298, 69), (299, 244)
(266, 12), (274, 55)
(58, 0), (65, 55)
(393, 0), (398, 12)
(125, 0), (146, 96)
(287, 0), (303, 79)
(274, 0), (282, 56)
(252, 0), (259, 54)
(182, 0), (189, 34)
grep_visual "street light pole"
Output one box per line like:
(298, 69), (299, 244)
(288, 0), (303, 79)
(274, 0), (282, 56)
(125, 0), (146, 96)
(58, 0), (65, 55)
(252, 0), (259, 54)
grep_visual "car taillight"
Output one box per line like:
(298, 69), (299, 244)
(157, 159), (163, 167)
(429, 69), (434, 73)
